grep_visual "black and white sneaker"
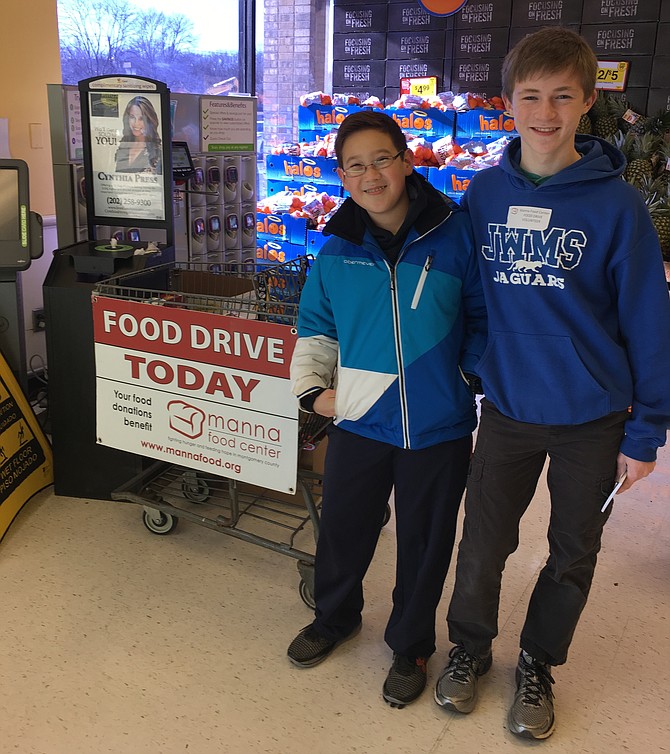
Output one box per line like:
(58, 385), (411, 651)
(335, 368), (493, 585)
(434, 644), (492, 713)
(287, 623), (361, 668)
(383, 654), (428, 708)
(507, 651), (556, 740)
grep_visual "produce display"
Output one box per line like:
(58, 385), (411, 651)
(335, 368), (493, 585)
(581, 92), (670, 262)
(258, 190), (344, 232)
(299, 90), (505, 112)
(259, 91), (670, 270)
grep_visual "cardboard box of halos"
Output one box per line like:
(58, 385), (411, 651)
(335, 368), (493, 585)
(455, 108), (517, 140)
(265, 155), (339, 185)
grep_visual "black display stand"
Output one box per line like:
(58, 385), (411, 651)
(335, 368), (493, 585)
(44, 74), (177, 499)
(43, 246), (173, 499)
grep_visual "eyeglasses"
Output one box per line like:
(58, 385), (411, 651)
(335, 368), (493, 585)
(343, 150), (406, 177)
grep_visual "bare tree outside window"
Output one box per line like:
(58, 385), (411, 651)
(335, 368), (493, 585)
(57, 0), (244, 94)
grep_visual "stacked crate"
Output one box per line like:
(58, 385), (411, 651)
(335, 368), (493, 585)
(450, 0), (513, 98)
(332, 1), (449, 105)
(331, 0), (669, 118)
(258, 143), (343, 265)
(580, 0), (661, 115)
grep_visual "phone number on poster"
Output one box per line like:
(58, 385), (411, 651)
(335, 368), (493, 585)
(107, 197), (153, 207)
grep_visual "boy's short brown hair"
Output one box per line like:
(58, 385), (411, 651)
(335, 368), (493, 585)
(501, 27), (597, 100)
(334, 111), (408, 167)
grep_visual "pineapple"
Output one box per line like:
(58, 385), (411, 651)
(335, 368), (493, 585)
(639, 175), (670, 259)
(640, 109), (670, 137)
(608, 95), (647, 134)
(623, 133), (662, 188)
(576, 113), (592, 134)
(648, 199), (670, 260)
(651, 138), (670, 192)
(589, 91), (618, 141)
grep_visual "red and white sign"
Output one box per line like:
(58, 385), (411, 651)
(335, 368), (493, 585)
(92, 296), (300, 493)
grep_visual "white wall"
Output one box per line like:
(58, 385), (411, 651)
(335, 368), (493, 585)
(19, 215), (58, 375)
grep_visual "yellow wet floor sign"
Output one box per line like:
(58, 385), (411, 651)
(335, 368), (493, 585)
(0, 350), (53, 544)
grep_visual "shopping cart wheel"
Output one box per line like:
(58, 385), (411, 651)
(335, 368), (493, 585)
(299, 578), (316, 610)
(181, 471), (210, 503)
(142, 507), (178, 535)
(381, 503), (392, 528)
(297, 560), (316, 609)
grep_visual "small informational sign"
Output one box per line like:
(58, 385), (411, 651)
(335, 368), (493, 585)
(200, 96), (257, 153)
(87, 88), (166, 221)
(622, 108), (644, 127)
(400, 76), (438, 97)
(92, 296), (300, 493)
(0, 350), (53, 544)
(595, 61), (630, 91)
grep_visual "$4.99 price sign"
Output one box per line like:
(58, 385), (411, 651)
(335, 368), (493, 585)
(400, 77), (438, 98)
(595, 61), (629, 92)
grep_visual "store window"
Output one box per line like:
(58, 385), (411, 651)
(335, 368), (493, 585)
(256, 0), (330, 150)
(254, 0), (331, 195)
(57, 0), (332, 196)
(56, 0), (242, 94)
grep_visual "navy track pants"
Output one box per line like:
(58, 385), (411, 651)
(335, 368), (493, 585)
(313, 425), (471, 659)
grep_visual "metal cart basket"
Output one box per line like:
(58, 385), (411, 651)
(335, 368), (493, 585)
(93, 257), (329, 607)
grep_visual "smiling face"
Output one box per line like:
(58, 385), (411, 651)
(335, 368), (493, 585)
(503, 69), (597, 176)
(337, 129), (414, 234)
(127, 105), (146, 140)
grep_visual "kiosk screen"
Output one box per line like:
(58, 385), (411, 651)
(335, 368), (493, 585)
(172, 141), (196, 180)
(0, 160), (36, 270)
(0, 169), (19, 242)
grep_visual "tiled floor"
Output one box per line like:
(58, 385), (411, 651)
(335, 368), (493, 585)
(0, 444), (668, 753)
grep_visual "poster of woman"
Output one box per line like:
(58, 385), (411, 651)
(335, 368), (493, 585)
(114, 96), (163, 175)
(88, 89), (166, 223)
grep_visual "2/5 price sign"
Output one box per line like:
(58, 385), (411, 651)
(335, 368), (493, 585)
(595, 61), (629, 92)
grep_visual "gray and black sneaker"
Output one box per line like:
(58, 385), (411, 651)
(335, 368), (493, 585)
(287, 622), (361, 668)
(434, 644), (493, 713)
(507, 651), (556, 740)
(382, 654), (428, 708)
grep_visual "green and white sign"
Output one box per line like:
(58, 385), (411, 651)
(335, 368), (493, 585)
(201, 96), (257, 153)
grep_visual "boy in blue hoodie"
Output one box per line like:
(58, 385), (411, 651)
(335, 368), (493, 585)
(287, 111), (487, 707)
(434, 27), (670, 739)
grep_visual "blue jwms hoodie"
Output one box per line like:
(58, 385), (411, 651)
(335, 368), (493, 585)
(462, 135), (670, 462)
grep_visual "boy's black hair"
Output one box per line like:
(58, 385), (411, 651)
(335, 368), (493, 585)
(334, 111), (408, 167)
(502, 26), (598, 100)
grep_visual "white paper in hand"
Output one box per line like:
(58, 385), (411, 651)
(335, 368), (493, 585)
(601, 472), (627, 513)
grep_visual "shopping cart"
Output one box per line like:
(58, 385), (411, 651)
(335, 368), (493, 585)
(93, 256), (329, 607)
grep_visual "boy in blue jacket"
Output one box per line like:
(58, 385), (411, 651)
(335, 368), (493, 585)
(287, 111), (487, 707)
(434, 27), (670, 739)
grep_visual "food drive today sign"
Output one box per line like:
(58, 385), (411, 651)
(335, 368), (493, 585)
(92, 296), (300, 493)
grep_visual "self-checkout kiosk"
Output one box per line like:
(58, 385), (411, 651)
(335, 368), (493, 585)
(44, 77), (257, 499)
(0, 159), (44, 393)
(44, 75), (177, 498)
(60, 75), (175, 274)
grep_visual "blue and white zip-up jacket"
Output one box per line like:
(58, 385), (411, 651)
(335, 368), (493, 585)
(290, 172), (487, 450)
(462, 135), (670, 462)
